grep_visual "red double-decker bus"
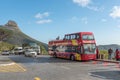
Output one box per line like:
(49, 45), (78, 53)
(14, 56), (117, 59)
(48, 32), (97, 61)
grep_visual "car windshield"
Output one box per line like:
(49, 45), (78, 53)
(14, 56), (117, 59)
(3, 50), (9, 52)
(27, 49), (34, 52)
(83, 43), (96, 54)
(82, 34), (94, 40)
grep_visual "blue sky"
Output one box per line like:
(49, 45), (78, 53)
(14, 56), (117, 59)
(0, 0), (120, 45)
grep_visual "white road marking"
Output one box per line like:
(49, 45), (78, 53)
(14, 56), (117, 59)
(0, 62), (15, 66)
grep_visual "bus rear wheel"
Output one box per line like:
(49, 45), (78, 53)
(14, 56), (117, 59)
(70, 55), (75, 61)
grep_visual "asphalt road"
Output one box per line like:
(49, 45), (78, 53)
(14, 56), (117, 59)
(0, 55), (120, 80)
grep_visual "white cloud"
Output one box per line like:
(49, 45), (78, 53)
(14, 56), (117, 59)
(36, 19), (52, 24)
(35, 12), (49, 19)
(87, 6), (104, 12)
(110, 6), (120, 19)
(73, 0), (91, 7)
(73, 0), (104, 11)
(35, 12), (52, 24)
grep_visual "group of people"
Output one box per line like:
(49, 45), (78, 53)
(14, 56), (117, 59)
(108, 48), (120, 60)
(97, 48), (120, 60)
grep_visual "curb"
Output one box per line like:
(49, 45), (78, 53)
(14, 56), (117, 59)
(95, 59), (120, 63)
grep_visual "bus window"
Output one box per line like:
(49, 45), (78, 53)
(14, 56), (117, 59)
(71, 46), (77, 52)
(65, 46), (72, 52)
(68, 35), (71, 40)
(82, 34), (94, 40)
(83, 44), (96, 54)
(52, 45), (57, 51)
(56, 45), (67, 52)
(76, 34), (80, 39)
(76, 46), (83, 54)
(71, 34), (76, 40)
(64, 35), (71, 40)
(64, 35), (68, 40)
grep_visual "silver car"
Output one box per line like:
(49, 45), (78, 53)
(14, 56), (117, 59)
(24, 49), (37, 57)
(1, 50), (10, 55)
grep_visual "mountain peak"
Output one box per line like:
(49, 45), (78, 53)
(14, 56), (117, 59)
(4, 20), (21, 31)
(5, 20), (18, 27)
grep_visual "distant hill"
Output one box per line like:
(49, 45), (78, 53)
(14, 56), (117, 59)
(98, 44), (120, 51)
(0, 20), (48, 54)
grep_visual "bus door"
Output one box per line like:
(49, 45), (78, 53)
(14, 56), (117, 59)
(75, 46), (83, 61)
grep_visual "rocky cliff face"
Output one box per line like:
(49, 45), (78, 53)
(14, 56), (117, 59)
(5, 20), (18, 27)
(4, 20), (21, 31)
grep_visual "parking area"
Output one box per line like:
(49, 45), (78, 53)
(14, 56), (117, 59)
(0, 56), (26, 72)
(0, 55), (120, 80)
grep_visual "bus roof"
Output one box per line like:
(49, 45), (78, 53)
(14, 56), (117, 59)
(65, 32), (93, 36)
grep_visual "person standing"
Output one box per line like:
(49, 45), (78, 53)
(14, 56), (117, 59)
(108, 48), (113, 60)
(96, 46), (99, 59)
(115, 49), (120, 60)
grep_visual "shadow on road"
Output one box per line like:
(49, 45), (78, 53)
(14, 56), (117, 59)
(8, 55), (84, 64)
(90, 70), (120, 80)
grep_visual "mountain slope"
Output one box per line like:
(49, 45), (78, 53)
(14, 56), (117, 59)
(98, 44), (120, 51)
(0, 20), (48, 53)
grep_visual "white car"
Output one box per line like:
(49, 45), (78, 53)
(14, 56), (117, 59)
(1, 50), (10, 55)
(24, 49), (37, 57)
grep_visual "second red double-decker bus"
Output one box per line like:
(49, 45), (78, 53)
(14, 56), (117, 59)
(48, 32), (97, 61)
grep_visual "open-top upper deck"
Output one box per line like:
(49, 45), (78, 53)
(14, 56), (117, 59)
(49, 32), (95, 46)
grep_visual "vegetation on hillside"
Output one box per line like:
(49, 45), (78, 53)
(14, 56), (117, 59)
(0, 42), (15, 52)
(39, 44), (48, 54)
(0, 27), (13, 41)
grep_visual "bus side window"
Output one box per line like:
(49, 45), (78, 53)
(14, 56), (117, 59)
(81, 46), (84, 54)
(68, 35), (70, 40)
(76, 34), (80, 39)
(64, 35), (68, 40)
(76, 46), (83, 54)
(76, 46), (80, 54)
(71, 34), (76, 40)
(65, 46), (72, 52)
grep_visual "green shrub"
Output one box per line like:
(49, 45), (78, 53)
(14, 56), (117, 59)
(99, 50), (108, 59)
(0, 42), (15, 52)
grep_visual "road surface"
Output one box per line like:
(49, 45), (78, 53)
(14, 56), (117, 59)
(0, 55), (120, 80)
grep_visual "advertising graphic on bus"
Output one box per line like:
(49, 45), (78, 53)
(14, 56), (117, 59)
(48, 32), (97, 61)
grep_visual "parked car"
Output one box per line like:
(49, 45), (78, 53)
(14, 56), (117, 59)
(1, 50), (10, 55)
(24, 49), (37, 57)
(14, 47), (24, 55)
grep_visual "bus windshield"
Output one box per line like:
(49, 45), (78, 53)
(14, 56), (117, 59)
(83, 43), (96, 54)
(82, 34), (94, 40)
